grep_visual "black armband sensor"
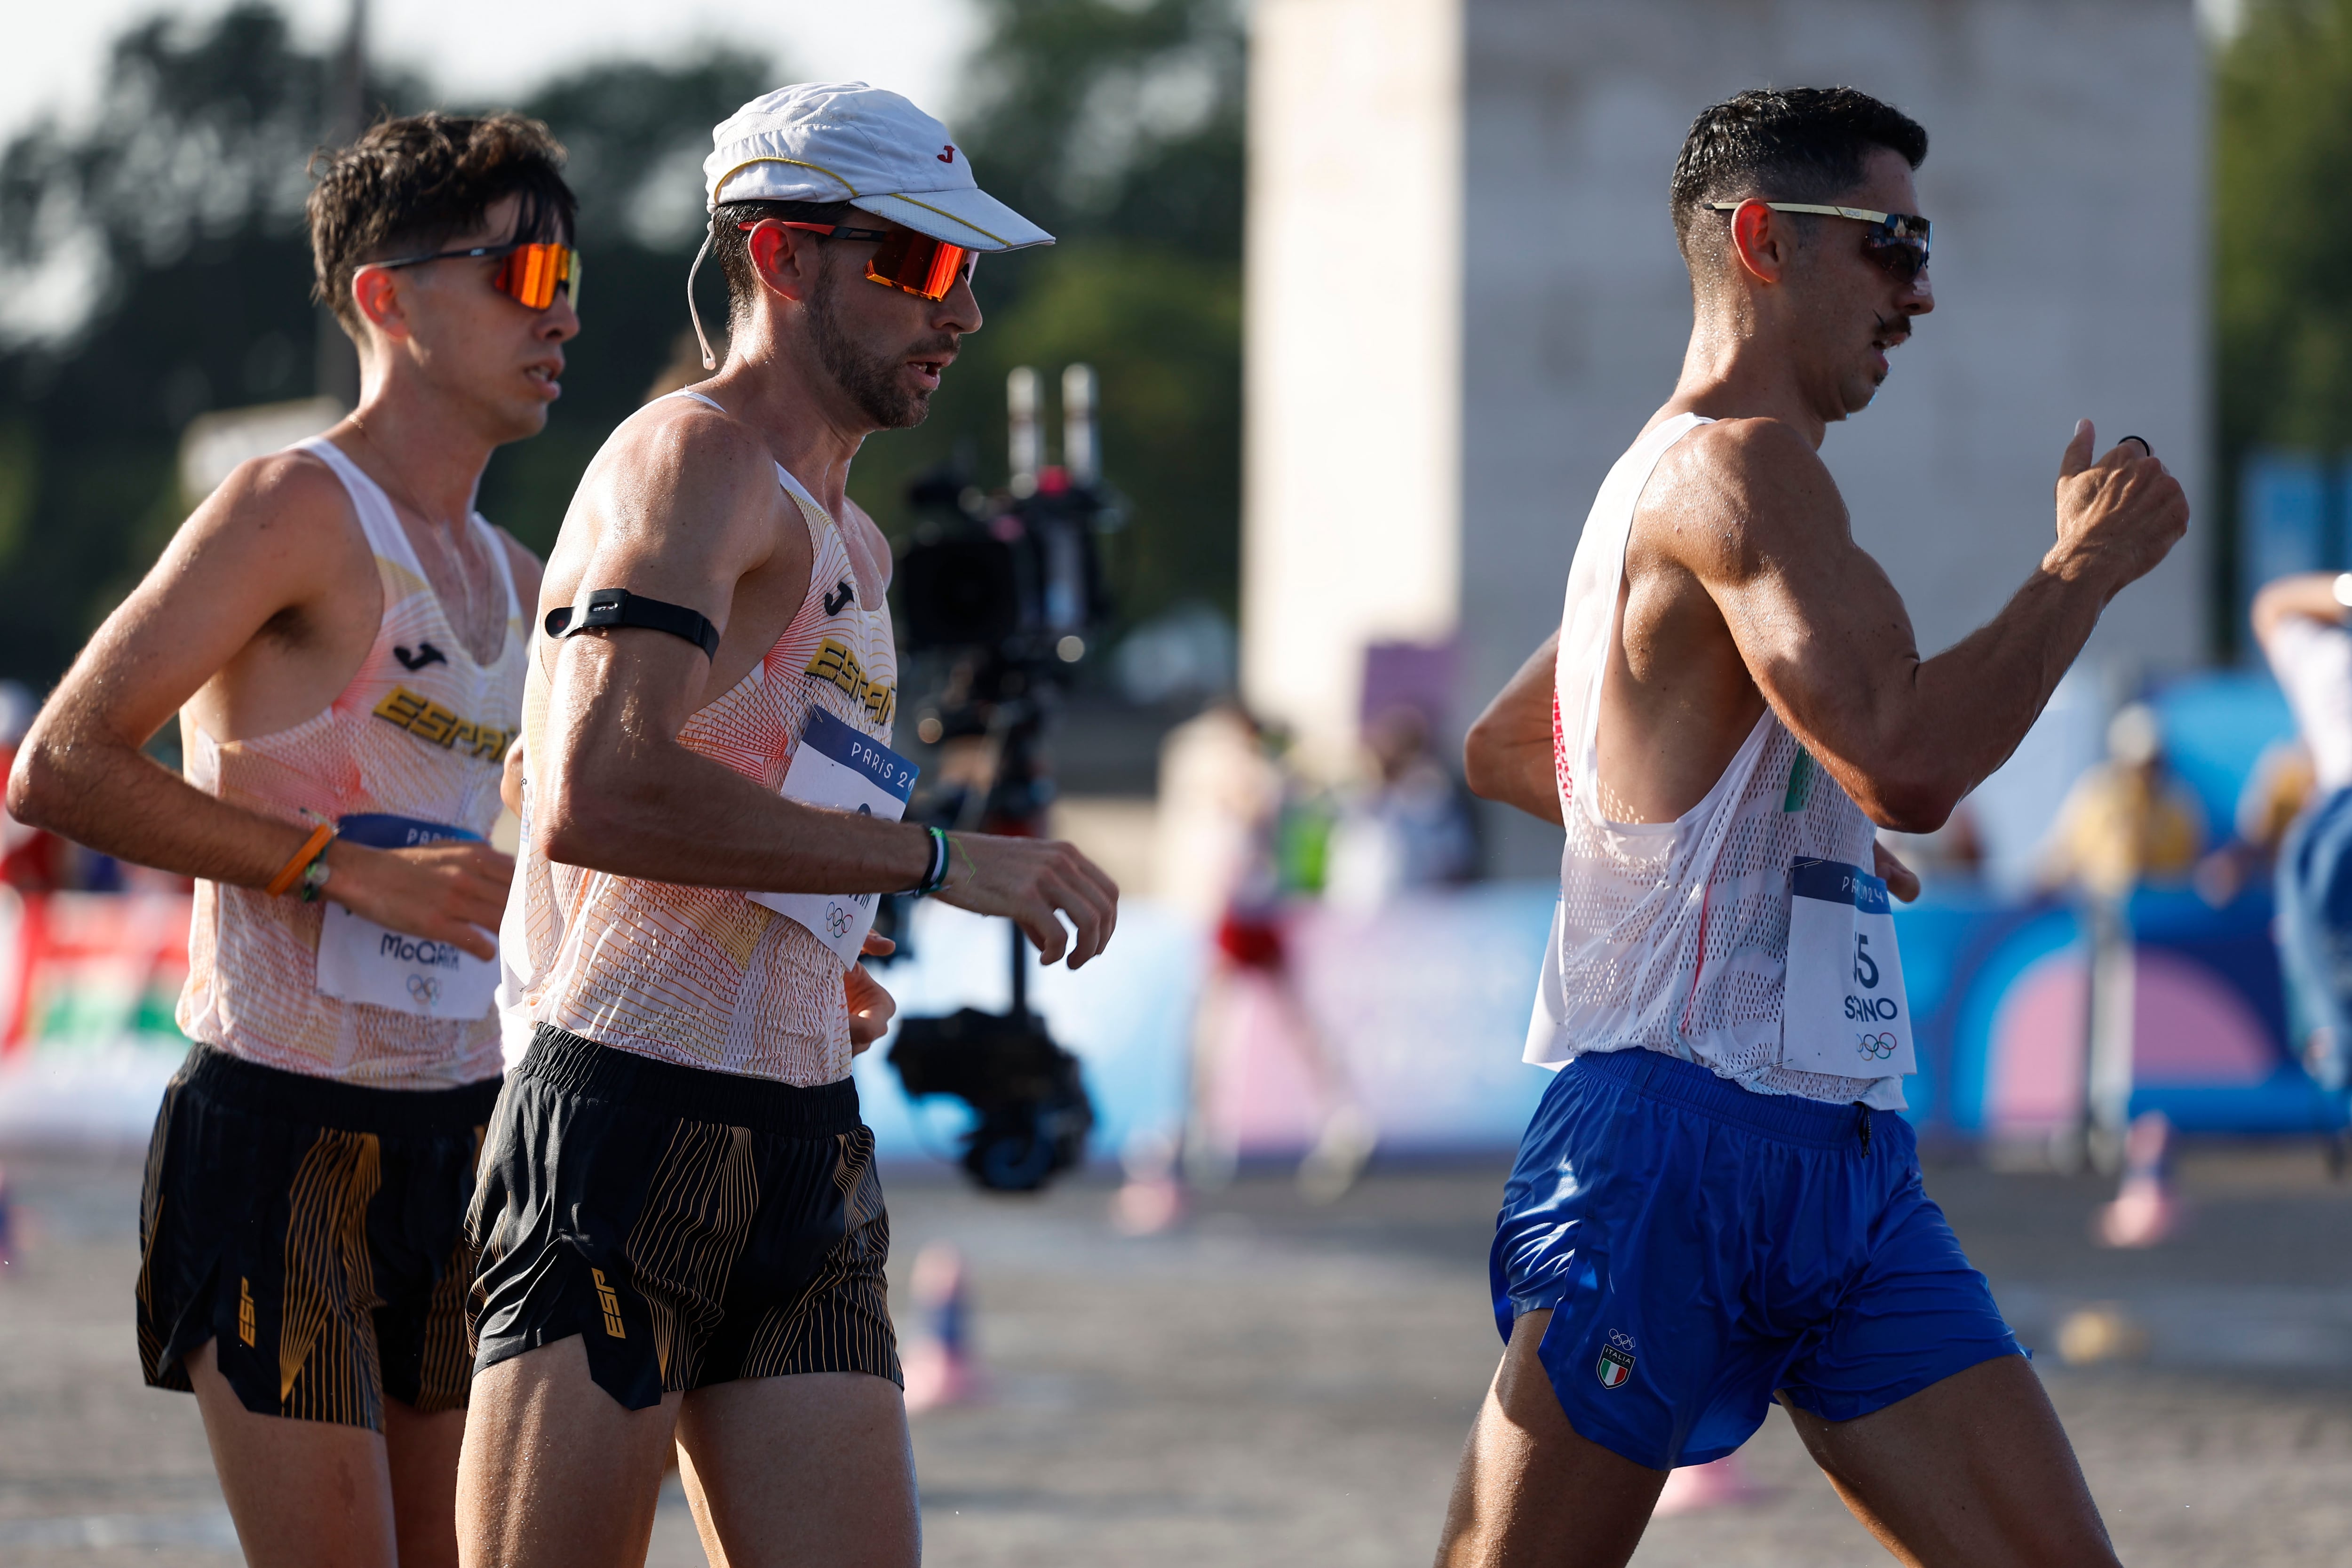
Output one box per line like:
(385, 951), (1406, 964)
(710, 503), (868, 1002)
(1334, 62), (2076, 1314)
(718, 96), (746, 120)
(543, 588), (721, 661)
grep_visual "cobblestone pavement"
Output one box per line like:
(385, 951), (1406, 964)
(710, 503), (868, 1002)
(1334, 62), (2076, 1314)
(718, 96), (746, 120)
(1, 1142), (2347, 1566)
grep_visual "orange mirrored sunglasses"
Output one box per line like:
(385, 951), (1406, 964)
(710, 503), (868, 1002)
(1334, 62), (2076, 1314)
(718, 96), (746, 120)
(370, 239), (581, 310)
(748, 219), (977, 302)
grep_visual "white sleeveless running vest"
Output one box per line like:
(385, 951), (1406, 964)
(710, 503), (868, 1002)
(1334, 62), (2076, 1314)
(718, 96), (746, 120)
(177, 436), (525, 1088)
(502, 392), (899, 1087)
(1525, 413), (1905, 1110)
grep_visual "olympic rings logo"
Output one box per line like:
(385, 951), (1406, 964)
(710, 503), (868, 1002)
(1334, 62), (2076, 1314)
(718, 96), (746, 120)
(1856, 1032), (1899, 1061)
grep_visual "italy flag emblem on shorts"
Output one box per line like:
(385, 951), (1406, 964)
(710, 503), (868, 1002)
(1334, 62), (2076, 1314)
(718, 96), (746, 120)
(1597, 1332), (1637, 1390)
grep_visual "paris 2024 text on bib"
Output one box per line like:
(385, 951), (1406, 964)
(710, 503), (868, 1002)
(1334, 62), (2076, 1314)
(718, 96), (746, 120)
(746, 708), (919, 968)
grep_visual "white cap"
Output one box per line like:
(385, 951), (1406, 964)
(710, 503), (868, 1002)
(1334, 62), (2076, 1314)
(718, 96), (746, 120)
(703, 82), (1053, 253)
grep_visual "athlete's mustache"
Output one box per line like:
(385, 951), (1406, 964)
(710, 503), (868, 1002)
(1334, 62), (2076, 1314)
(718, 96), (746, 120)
(1871, 313), (1913, 349)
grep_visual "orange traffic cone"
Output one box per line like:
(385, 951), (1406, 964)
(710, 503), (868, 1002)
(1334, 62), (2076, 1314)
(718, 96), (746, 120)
(1112, 1126), (1187, 1236)
(899, 1243), (984, 1412)
(1652, 1453), (1765, 1517)
(2096, 1110), (2181, 1249)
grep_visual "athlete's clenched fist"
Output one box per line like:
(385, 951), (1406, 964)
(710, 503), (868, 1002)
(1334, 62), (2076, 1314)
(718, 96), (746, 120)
(2049, 418), (2190, 596)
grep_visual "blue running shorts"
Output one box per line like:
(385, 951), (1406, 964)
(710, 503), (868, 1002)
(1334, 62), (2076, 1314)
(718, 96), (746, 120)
(1489, 1047), (2022, 1471)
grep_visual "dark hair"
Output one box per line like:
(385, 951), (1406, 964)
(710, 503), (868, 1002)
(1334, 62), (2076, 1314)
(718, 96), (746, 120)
(1669, 88), (1927, 272)
(308, 111), (576, 334)
(712, 199), (854, 330)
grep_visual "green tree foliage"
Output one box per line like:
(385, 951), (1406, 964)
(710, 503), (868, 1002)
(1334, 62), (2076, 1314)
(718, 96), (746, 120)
(0, 8), (767, 686)
(487, 54), (776, 549)
(2217, 0), (2352, 459)
(0, 0), (1244, 689)
(845, 0), (1245, 630)
(2215, 0), (2352, 644)
(0, 5), (380, 685)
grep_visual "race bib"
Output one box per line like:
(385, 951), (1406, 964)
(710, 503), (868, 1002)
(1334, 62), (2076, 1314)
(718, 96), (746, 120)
(314, 813), (500, 1020)
(1780, 856), (1915, 1078)
(747, 708), (918, 968)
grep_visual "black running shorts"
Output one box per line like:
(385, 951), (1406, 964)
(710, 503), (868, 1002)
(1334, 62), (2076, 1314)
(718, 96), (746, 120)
(137, 1043), (501, 1429)
(467, 1025), (900, 1409)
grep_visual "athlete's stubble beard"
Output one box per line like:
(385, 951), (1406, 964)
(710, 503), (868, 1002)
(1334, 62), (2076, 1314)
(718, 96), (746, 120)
(807, 257), (952, 430)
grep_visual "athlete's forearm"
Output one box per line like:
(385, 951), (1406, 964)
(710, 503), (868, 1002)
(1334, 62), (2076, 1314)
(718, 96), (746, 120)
(1464, 634), (1563, 824)
(537, 737), (932, 894)
(2251, 572), (2345, 650)
(1838, 565), (2110, 831)
(8, 711), (321, 886)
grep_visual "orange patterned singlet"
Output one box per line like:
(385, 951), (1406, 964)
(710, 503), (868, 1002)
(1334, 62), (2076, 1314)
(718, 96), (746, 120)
(502, 393), (899, 1087)
(177, 437), (525, 1087)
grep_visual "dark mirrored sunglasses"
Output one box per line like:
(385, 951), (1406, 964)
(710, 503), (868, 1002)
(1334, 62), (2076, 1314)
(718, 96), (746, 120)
(1707, 200), (1930, 283)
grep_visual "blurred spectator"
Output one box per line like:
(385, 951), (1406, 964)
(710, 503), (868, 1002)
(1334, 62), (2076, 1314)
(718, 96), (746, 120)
(2040, 703), (2206, 899)
(2194, 735), (2317, 906)
(1324, 704), (1476, 911)
(2252, 573), (2352, 1094)
(0, 681), (68, 893)
(2040, 703), (2208, 1172)
(1156, 702), (1372, 1202)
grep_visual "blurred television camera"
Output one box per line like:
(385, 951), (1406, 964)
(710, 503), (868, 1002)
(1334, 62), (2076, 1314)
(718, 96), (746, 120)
(884, 365), (1119, 1193)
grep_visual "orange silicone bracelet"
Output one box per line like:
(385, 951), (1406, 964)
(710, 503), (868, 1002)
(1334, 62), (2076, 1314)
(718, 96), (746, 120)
(264, 822), (336, 898)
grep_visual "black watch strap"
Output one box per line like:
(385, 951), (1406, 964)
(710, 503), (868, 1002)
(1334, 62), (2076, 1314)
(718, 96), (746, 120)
(543, 588), (721, 661)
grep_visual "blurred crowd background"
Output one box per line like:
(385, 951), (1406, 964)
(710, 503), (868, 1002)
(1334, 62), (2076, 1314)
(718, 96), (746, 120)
(2, 0), (2352, 1173)
(6, 5), (2352, 1564)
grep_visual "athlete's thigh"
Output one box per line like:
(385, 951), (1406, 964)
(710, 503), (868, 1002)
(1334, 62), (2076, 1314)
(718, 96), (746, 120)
(456, 1335), (682, 1568)
(382, 1396), (465, 1568)
(674, 1370), (919, 1568)
(1434, 1309), (1667, 1568)
(1779, 1354), (2119, 1568)
(187, 1339), (400, 1568)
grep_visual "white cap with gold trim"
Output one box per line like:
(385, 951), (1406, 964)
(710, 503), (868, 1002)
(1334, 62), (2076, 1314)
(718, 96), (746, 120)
(702, 81), (1053, 253)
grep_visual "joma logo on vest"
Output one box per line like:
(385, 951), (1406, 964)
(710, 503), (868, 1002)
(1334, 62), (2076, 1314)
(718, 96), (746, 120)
(372, 685), (514, 761)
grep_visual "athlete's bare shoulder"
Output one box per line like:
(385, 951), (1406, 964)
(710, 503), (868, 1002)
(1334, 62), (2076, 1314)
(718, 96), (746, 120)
(172, 446), (372, 597)
(565, 394), (785, 574)
(1635, 415), (1849, 584)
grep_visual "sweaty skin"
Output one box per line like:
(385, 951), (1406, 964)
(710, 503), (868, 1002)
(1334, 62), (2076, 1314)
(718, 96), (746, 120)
(1445, 145), (2185, 1568)
(6, 189), (572, 1568)
(460, 213), (1117, 1568)
(522, 219), (1117, 968)
(7, 193), (563, 963)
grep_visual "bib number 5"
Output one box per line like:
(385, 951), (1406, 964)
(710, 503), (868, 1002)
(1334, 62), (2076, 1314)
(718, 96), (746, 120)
(1782, 857), (1915, 1078)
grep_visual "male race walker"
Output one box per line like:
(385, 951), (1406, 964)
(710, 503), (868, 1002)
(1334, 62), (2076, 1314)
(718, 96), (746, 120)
(1434, 88), (2189, 1567)
(458, 84), (1119, 1568)
(8, 113), (577, 1567)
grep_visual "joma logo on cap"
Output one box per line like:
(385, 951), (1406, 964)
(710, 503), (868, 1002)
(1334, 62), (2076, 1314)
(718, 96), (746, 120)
(938, 144), (956, 163)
